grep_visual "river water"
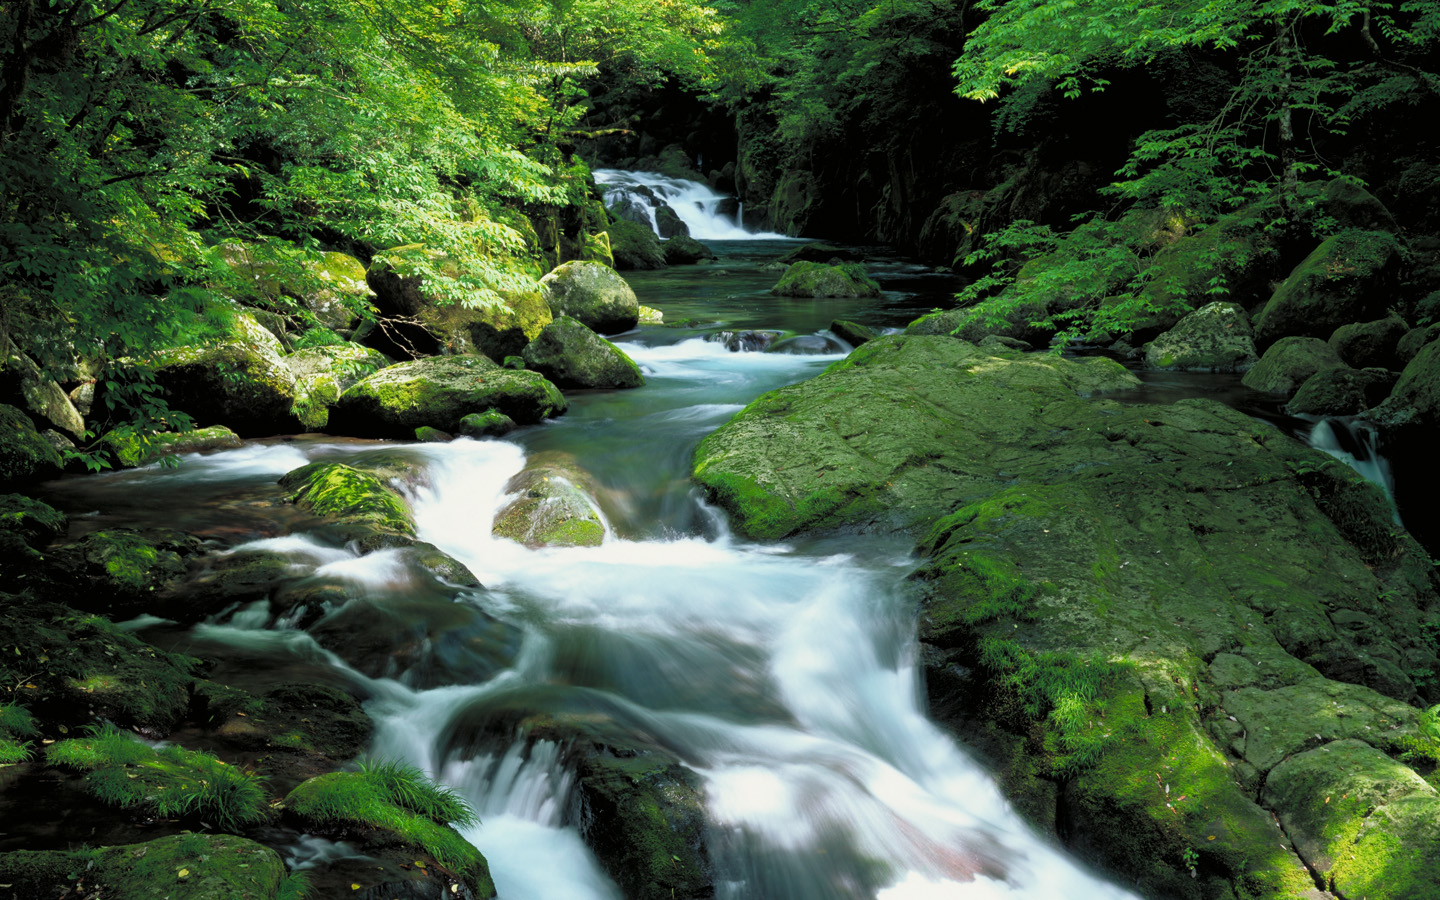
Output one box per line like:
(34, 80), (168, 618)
(31, 210), (1151, 895)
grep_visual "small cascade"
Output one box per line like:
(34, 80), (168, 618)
(594, 169), (784, 241)
(1307, 417), (1401, 523)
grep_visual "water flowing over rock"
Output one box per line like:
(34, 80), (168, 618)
(492, 452), (608, 548)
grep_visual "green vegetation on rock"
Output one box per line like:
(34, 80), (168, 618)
(334, 356), (566, 437)
(521, 316), (645, 390)
(770, 261), (881, 298)
(280, 461), (415, 537)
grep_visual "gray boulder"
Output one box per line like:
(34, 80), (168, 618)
(1144, 301), (1257, 372)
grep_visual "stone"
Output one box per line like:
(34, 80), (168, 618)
(283, 342), (391, 430)
(776, 242), (864, 265)
(1144, 301), (1258, 372)
(1287, 367), (1395, 415)
(148, 315), (302, 436)
(607, 219), (667, 270)
(1329, 314), (1410, 370)
(1, 339), (85, 439)
(521, 316), (644, 390)
(1242, 336), (1349, 396)
(1253, 230), (1402, 349)
(333, 355), (566, 437)
(0, 402), (63, 487)
(1370, 339), (1440, 437)
(829, 320), (878, 347)
(905, 303), (1053, 348)
(279, 460), (415, 537)
(708, 330), (781, 352)
(662, 234), (717, 265)
(458, 410), (516, 438)
(492, 452), (607, 548)
(654, 203), (689, 238)
(539, 260), (641, 334)
(1396, 323), (1440, 365)
(770, 261), (881, 298)
(1312, 178), (1400, 233)
(99, 425), (243, 468)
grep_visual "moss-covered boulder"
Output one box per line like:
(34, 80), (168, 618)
(521, 316), (644, 390)
(284, 763), (495, 899)
(608, 219), (667, 270)
(458, 410), (516, 438)
(662, 235), (717, 265)
(829, 319), (877, 347)
(1241, 335), (1349, 396)
(1135, 206), (1284, 316)
(221, 242), (372, 334)
(0, 833), (295, 900)
(770, 261), (881, 298)
(904, 301), (1054, 347)
(693, 336), (1139, 539)
(0, 596), (200, 732)
(0, 402), (63, 487)
(284, 343), (391, 430)
(0, 494), (65, 588)
(99, 424), (243, 468)
(149, 321), (302, 436)
(1397, 322), (1440, 365)
(492, 452), (607, 548)
(49, 527), (201, 618)
(1144, 301), (1258, 372)
(694, 330), (1440, 897)
(280, 460), (415, 537)
(1370, 339), (1440, 437)
(539, 260), (641, 335)
(2, 340), (86, 439)
(1253, 230), (1402, 350)
(1329, 314), (1410, 371)
(333, 355), (566, 437)
(1263, 739), (1440, 899)
(1287, 366), (1395, 416)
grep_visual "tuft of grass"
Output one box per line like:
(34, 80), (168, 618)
(285, 758), (481, 877)
(0, 703), (38, 764)
(276, 871), (313, 900)
(46, 725), (270, 831)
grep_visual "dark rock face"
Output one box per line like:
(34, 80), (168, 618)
(1242, 336), (1348, 396)
(1287, 367), (1395, 416)
(829, 320), (877, 347)
(1252, 230), (1402, 350)
(663, 235), (717, 265)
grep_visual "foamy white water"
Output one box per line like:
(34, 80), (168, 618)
(594, 169), (786, 240)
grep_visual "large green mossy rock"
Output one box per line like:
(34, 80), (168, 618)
(284, 343), (391, 430)
(1263, 739), (1440, 900)
(1253, 230), (1402, 350)
(694, 330), (1440, 898)
(2, 340), (85, 439)
(197, 680), (373, 772)
(608, 219), (667, 270)
(693, 335), (1138, 539)
(770, 261), (881, 298)
(149, 323), (302, 436)
(492, 452), (607, 548)
(1144, 301), (1257, 372)
(334, 355), (566, 437)
(1135, 206), (1283, 316)
(99, 425), (243, 469)
(1371, 339), (1440, 437)
(0, 494), (65, 590)
(0, 597), (200, 732)
(0, 402), (63, 487)
(280, 460), (415, 537)
(662, 234), (717, 265)
(220, 242), (372, 333)
(0, 833), (294, 900)
(1330, 314), (1409, 370)
(520, 316), (644, 390)
(1287, 366), (1394, 416)
(1242, 335), (1348, 396)
(539, 260), (641, 334)
(44, 527), (203, 618)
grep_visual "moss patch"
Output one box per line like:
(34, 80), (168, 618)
(279, 461), (414, 537)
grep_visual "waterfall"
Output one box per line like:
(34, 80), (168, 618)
(1307, 417), (1401, 523)
(594, 169), (785, 241)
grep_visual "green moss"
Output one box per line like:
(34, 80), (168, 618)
(770, 261), (881, 298)
(47, 727), (271, 829)
(280, 461), (414, 536)
(101, 425), (244, 469)
(0, 833), (289, 899)
(0, 402), (63, 485)
(285, 760), (491, 896)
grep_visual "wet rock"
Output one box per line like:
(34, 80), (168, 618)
(1329, 314), (1409, 370)
(1253, 230), (1401, 350)
(52, 528), (202, 618)
(1143, 301), (1257, 372)
(521, 316), (644, 390)
(770, 333), (847, 355)
(654, 203), (689, 239)
(770, 261), (881, 298)
(0, 833), (293, 900)
(0, 402), (63, 487)
(1241, 336), (1348, 396)
(776, 242), (863, 265)
(281, 461), (415, 537)
(333, 355), (566, 437)
(493, 452), (607, 548)
(662, 234), (716, 265)
(175, 549), (295, 621)
(284, 343), (391, 430)
(457, 410), (516, 438)
(706, 330), (781, 352)
(829, 319), (877, 347)
(540, 260), (642, 334)
(197, 679), (372, 772)
(1287, 367), (1395, 415)
(608, 220), (667, 271)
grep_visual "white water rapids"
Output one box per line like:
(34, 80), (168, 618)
(593, 169), (785, 241)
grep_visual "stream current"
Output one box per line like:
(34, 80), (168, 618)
(34, 221), (1156, 896)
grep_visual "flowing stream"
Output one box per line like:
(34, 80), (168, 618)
(38, 198), (1152, 898)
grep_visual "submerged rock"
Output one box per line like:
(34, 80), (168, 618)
(770, 261), (881, 298)
(521, 316), (644, 390)
(539, 260), (642, 334)
(333, 355), (566, 437)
